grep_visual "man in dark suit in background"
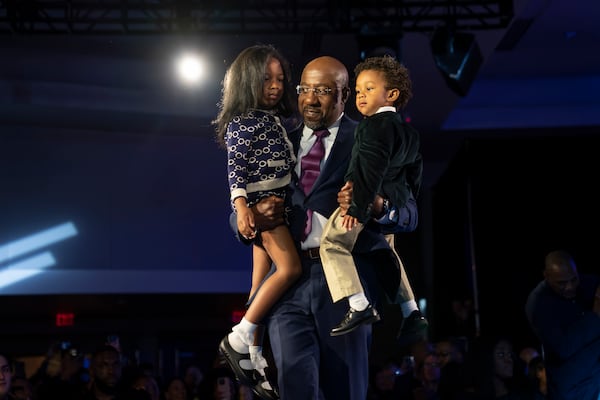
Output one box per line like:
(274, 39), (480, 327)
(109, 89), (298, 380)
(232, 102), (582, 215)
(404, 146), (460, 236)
(525, 250), (600, 400)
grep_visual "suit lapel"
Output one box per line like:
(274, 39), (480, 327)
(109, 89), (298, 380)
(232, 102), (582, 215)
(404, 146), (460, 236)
(290, 116), (356, 198)
(311, 118), (354, 193)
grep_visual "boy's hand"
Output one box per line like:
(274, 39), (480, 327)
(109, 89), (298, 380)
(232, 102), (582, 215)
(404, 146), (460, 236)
(337, 181), (353, 216)
(341, 214), (358, 230)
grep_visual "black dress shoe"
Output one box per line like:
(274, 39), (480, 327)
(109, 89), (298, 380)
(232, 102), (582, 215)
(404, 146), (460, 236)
(253, 375), (280, 400)
(397, 310), (429, 347)
(219, 336), (255, 386)
(330, 305), (381, 336)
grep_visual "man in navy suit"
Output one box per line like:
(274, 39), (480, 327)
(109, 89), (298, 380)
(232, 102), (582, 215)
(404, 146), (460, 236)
(242, 56), (408, 399)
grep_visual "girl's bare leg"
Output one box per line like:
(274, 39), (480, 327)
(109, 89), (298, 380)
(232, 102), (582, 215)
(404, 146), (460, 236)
(243, 225), (301, 324)
(250, 244), (272, 299)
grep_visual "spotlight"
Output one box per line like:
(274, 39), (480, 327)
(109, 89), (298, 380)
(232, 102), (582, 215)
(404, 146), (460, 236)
(175, 53), (204, 85)
(431, 27), (483, 96)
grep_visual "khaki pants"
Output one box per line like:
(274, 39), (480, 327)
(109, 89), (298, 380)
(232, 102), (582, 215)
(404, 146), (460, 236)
(319, 207), (365, 302)
(320, 207), (415, 304)
(386, 234), (415, 303)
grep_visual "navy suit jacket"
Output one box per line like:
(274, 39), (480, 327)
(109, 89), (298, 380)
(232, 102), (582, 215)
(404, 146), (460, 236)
(286, 114), (393, 255)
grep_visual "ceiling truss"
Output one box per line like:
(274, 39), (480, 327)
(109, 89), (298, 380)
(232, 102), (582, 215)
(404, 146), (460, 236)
(0, 0), (513, 35)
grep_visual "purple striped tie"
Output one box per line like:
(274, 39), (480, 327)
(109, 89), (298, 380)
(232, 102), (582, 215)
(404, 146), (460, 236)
(300, 129), (330, 239)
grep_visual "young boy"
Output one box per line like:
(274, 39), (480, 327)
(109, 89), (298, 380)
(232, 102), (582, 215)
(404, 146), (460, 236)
(319, 55), (423, 336)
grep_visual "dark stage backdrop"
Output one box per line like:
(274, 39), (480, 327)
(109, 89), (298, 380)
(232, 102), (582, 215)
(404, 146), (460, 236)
(0, 129), (254, 295)
(431, 135), (599, 345)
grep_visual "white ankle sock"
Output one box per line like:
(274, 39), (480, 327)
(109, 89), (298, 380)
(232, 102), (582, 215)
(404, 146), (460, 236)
(229, 317), (257, 353)
(249, 345), (268, 371)
(348, 293), (369, 311)
(400, 300), (418, 318)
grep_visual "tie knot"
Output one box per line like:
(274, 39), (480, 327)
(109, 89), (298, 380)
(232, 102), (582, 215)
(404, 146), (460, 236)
(313, 129), (330, 140)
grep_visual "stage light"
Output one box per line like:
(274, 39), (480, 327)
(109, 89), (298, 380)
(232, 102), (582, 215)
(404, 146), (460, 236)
(431, 27), (483, 96)
(175, 52), (205, 85)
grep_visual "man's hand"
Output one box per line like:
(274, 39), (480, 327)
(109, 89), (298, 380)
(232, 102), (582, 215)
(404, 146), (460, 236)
(251, 195), (285, 231)
(371, 195), (385, 218)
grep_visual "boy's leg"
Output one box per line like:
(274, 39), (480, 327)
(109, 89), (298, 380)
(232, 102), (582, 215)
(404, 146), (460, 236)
(319, 207), (365, 302)
(385, 234), (429, 345)
(320, 207), (379, 336)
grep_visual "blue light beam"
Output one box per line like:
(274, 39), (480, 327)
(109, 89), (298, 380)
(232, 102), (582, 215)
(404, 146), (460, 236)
(0, 252), (56, 289)
(0, 222), (78, 265)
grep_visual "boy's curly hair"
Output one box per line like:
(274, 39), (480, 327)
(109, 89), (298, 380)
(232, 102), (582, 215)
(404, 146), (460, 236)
(354, 55), (413, 109)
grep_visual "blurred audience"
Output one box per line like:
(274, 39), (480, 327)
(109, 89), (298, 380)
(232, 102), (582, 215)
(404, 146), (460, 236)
(201, 367), (238, 400)
(31, 341), (87, 400)
(9, 375), (33, 400)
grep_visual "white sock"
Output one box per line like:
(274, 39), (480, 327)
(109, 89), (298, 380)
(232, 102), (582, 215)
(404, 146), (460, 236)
(249, 345), (268, 373)
(228, 317), (257, 353)
(348, 293), (369, 311)
(400, 300), (418, 318)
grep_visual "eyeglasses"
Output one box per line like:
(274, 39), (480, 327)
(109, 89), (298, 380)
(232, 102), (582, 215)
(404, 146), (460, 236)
(296, 85), (335, 96)
(495, 351), (514, 360)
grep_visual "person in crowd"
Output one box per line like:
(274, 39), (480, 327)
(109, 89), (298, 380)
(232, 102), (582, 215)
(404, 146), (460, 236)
(0, 353), (13, 400)
(9, 375), (33, 400)
(525, 249), (600, 400)
(518, 347), (539, 370)
(199, 367), (238, 400)
(163, 377), (187, 400)
(318, 54), (423, 336)
(366, 359), (404, 400)
(412, 350), (442, 400)
(460, 335), (528, 399)
(230, 55), (411, 399)
(183, 365), (203, 400)
(435, 336), (467, 400)
(131, 373), (160, 400)
(213, 43), (299, 400)
(525, 356), (547, 399)
(31, 341), (87, 400)
(82, 344), (149, 400)
(435, 337), (466, 369)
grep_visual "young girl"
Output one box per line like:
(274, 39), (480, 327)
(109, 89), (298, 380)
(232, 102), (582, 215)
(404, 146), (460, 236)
(212, 44), (301, 399)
